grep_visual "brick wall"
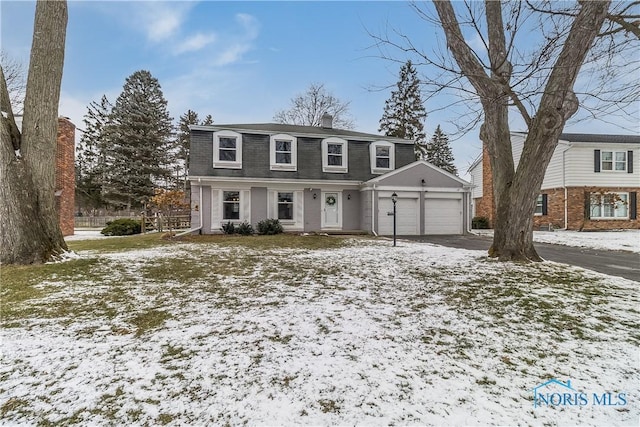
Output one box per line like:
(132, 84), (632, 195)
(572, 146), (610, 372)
(474, 144), (495, 225)
(56, 117), (75, 236)
(534, 186), (639, 230)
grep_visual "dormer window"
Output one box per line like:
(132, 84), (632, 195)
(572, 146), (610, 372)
(370, 140), (395, 174)
(213, 130), (242, 169)
(270, 134), (297, 171)
(322, 137), (348, 173)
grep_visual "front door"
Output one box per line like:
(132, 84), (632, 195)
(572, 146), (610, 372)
(322, 192), (340, 228)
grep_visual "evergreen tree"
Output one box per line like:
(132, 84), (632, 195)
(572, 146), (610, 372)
(379, 60), (427, 159)
(103, 70), (174, 210)
(426, 125), (457, 175)
(177, 109), (200, 193)
(201, 114), (213, 125)
(75, 95), (112, 212)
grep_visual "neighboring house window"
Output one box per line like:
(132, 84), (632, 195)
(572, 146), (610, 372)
(535, 194), (548, 215)
(590, 192), (628, 219)
(594, 149), (633, 173)
(270, 134), (297, 171)
(277, 192), (294, 220)
(370, 141), (395, 174)
(222, 191), (240, 220)
(322, 137), (348, 173)
(213, 130), (242, 169)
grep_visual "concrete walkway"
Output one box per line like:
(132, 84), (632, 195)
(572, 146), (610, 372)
(403, 234), (639, 282)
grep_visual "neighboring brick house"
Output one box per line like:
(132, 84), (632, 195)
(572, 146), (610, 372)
(56, 117), (76, 236)
(188, 115), (473, 235)
(15, 115), (76, 236)
(468, 132), (639, 230)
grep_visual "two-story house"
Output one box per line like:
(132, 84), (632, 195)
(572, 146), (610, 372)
(468, 132), (639, 230)
(188, 116), (472, 235)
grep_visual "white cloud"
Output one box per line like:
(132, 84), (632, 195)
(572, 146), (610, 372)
(212, 13), (260, 66)
(140, 3), (194, 43)
(174, 33), (217, 55)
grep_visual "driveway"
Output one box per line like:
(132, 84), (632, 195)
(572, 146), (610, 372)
(403, 234), (640, 282)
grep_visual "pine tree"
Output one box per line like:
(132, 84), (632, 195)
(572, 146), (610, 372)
(379, 60), (427, 159)
(426, 125), (457, 175)
(103, 70), (174, 210)
(75, 95), (112, 212)
(177, 109), (200, 193)
(201, 114), (213, 125)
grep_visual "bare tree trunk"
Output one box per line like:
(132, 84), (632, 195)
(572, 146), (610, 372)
(434, 0), (610, 261)
(0, 0), (68, 264)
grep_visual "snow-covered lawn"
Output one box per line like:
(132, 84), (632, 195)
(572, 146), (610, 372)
(474, 229), (640, 253)
(1, 237), (638, 425)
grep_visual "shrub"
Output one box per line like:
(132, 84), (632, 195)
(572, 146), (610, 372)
(236, 221), (254, 236)
(256, 218), (283, 235)
(221, 221), (235, 235)
(101, 218), (142, 236)
(472, 216), (490, 229)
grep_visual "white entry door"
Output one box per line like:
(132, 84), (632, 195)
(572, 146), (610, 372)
(322, 192), (341, 228)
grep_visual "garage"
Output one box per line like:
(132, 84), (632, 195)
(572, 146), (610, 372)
(424, 197), (462, 235)
(378, 197), (419, 235)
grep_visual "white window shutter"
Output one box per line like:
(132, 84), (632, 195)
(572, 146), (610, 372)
(295, 190), (304, 224)
(211, 189), (220, 231)
(242, 190), (251, 223)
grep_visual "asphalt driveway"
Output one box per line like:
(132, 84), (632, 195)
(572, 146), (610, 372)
(402, 234), (639, 282)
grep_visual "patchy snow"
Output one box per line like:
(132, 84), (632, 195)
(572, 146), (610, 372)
(65, 229), (110, 241)
(474, 229), (640, 253)
(1, 239), (638, 425)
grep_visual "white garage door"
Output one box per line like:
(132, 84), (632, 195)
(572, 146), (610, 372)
(425, 198), (462, 235)
(379, 198), (419, 235)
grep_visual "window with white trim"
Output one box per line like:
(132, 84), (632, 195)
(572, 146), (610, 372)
(277, 192), (294, 220)
(213, 130), (242, 169)
(370, 141), (395, 174)
(222, 191), (241, 220)
(590, 192), (628, 219)
(270, 134), (297, 171)
(601, 151), (627, 172)
(534, 195), (544, 215)
(322, 137), (348, 173)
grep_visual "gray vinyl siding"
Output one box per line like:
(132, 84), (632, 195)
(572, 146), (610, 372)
(250, 187), (267, 228)
(304, 188), (322, 231)
(201, 186), (211, 233)
(342, 191), (361, 231)
(360, 190), (372, 233)
(190, 129), (415, 181)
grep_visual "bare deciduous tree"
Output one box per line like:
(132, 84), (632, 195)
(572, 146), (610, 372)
(1, 0), (68, 264)
(372, 0), (637, 261)
(0, 52), (26, 114)
(273, 83), (355, 129)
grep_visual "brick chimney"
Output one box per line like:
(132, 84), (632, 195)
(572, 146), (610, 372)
(56, 117), (75, 236)
(321, 113), (333, 129)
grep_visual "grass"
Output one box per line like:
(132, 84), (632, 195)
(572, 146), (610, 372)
(1, 234), (637, 425)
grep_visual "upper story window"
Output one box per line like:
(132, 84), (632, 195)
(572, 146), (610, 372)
(595, 149), (633, 173)
(213, 130), (242, 169)
(370, 140), (395, 174)
(601, 151), (626, 172)
(270, 134), (297, 171)
(322, 137), (348, 173)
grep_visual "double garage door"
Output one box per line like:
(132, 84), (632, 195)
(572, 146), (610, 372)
(378, 196), (462, 235)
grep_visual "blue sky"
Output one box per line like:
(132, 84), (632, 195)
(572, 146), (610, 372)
(2, 1), (637, 177)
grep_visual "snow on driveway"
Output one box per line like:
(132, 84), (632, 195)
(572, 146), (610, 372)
(474, 229), (640, 253)
(1, 239), (638, 425)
